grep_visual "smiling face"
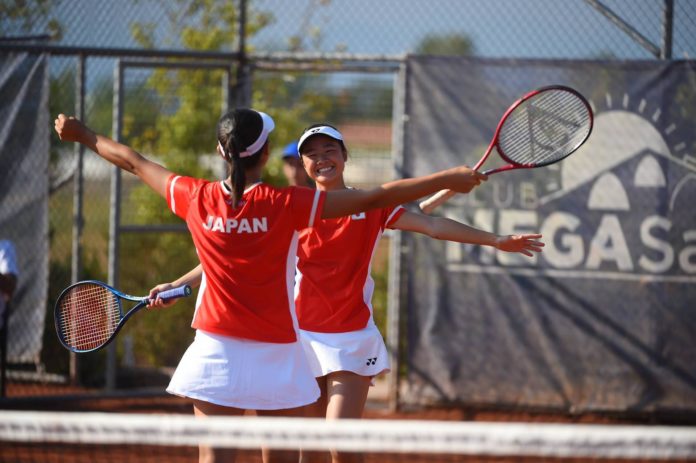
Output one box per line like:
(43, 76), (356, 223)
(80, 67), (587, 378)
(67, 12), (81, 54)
(299, 134), (347, 191)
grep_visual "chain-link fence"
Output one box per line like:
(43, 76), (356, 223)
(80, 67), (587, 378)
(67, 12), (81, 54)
(4, 0), (695, 58)
(1, 0), (694, 410)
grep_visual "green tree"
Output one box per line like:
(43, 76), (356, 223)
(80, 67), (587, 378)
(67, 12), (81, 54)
(323, 77), (393, 123)
(118, 0), (335, 368)
(415, 33), (475, 56)
(0, 0), (62, 39)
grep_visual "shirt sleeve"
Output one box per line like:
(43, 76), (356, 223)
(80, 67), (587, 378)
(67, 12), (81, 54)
(384, 205), (407, 229)
(0, 240), (18, 276)
(166, 175), (201, 220)
(290, 187), (326, 230)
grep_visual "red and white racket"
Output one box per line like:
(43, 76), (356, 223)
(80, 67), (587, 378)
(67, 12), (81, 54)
(419, 85), (593, 214)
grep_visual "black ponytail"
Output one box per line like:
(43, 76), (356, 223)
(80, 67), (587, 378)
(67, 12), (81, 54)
(226, 133), (246, 209)
(217, 109), (267, 208)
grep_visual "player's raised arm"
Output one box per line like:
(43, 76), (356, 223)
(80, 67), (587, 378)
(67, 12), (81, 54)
(392, 211), (544, 257)
(54, 114), (173, 198)
(321, 166), (487, 220)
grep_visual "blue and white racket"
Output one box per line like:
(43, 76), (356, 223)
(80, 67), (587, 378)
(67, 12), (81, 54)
(54, 280), (191, 353)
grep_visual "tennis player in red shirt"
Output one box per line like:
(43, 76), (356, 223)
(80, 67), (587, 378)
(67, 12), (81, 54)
(54, 109), (485, 463)
(294, 124), (543, 463)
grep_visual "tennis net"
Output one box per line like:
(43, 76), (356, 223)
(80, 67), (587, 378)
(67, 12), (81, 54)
(1, 410), (695, 462)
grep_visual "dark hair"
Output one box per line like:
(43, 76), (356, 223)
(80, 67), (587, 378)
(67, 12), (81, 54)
(217, 109), (268, 208)
(300, 123), (347, 153)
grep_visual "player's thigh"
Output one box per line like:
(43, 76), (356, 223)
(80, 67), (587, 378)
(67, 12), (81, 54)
(192, 400), (244, 463)
(296, 377), (330, 463)
(257, 406), (312, 463)
(193, 399), (245, 417)
(301, 375), (328, 418)
(257, 405), (310, 418)
(325, 371), (371, 419)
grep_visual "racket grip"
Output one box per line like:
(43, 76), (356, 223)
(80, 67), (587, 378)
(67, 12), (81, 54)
(419, 189), (456, 214)
(157, 285), (192, 301)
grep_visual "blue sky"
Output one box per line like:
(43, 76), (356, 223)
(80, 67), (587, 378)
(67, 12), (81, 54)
(38, 0), (695, 60)
(248, 0), (693, 59)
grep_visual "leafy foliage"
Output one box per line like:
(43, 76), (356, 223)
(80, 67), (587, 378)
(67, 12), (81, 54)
(118, 1), (337, 368)
(43, 0), (396, 377)
(0, 0), (62, 39)
(415, 33), (475, 56)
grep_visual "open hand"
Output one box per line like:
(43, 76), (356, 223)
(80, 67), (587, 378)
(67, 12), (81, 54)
(495, 234), (544, 257)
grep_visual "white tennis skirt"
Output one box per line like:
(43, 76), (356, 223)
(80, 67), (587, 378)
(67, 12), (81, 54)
(167, 330), (320, 410)
(299, 323), (390, 378)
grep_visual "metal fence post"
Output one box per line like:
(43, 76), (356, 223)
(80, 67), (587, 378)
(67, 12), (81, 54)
(70, 53), (86, 387)
(661, 0), (674, 59)
(106, 59), (124, 391)
(387, 61), (410, 413)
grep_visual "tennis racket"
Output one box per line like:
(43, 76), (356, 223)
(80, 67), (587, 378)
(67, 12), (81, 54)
(54, 280), (192, 353)
(419, 85), (593, 214)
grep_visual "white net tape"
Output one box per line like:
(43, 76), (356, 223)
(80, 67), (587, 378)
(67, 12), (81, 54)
(1, 411), (696, 459)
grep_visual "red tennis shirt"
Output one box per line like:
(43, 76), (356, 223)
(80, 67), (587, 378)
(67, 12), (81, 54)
(295, 205), (405, 333)
(167, 176), (325, 343)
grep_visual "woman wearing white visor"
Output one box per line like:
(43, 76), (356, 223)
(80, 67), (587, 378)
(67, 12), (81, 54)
(294, 123), (543, 463)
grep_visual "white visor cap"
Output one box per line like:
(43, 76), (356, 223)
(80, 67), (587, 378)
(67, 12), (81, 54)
(239, 111), (275, 157)
(219, 110), (275, 159)
(297, 126), (344, 153)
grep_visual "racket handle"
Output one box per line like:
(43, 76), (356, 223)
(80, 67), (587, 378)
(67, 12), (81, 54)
(419, 189), (456, 214)
(156, 285), (192, 301)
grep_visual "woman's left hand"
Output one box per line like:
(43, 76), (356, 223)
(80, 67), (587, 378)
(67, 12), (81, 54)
(495, 234), (545, 257)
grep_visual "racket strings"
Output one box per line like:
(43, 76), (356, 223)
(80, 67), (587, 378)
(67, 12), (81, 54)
(499, 90), (591, 166)
(57, 284), (121, 351)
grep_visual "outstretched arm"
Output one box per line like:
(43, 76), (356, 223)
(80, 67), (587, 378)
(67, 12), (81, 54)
(148, 264), (203, 309)
(54, 114), (173, 198)
(392, 211), (544, 257)
(321, 167), (487, 219)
